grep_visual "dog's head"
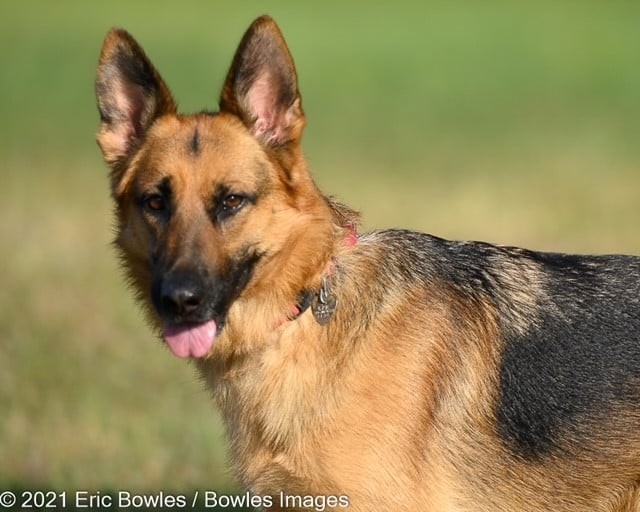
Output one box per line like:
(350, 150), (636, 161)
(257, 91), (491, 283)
(95, 16), (351, 358)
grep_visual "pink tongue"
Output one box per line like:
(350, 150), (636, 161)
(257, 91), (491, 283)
(163, 320), (217, 359)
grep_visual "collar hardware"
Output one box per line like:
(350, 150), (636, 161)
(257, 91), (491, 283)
(311, 276), (337, 326)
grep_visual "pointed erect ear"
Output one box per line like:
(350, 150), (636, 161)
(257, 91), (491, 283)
(95, 28), (176, 172)
(219, 16), (304, 148)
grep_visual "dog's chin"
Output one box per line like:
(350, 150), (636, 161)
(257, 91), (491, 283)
(162, 320), (218, 359)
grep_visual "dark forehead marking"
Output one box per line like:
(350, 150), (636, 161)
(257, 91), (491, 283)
(189, 126), (200, 156)
(187, 112), (222, 157)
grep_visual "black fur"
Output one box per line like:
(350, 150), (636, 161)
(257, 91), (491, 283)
(114, 46), (157, 92)
(496, 253), (640, 457)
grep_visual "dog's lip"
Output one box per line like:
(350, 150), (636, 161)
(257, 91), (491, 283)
(162, 320), (217, 359)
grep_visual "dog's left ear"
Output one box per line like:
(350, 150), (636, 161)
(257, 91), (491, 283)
(220, 16), (304, 149)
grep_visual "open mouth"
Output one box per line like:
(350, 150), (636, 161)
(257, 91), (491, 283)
(152, 251), (263, 359)
(162, 320), (218, 359)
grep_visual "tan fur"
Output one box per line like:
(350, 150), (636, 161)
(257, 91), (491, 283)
(96, 16), (640, 511)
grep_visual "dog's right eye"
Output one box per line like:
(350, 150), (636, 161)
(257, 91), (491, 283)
(143, 194), (167, 212)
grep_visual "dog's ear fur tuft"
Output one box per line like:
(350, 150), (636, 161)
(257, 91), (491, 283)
(219, 16), (304, 149)
(95, 28), (176, 175)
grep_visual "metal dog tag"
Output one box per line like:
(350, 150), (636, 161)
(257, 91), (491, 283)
(311, 278), (337, 326)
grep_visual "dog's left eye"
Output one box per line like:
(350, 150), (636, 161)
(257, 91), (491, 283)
(221, 195), (245, 212)
(213, 192), (251, 223)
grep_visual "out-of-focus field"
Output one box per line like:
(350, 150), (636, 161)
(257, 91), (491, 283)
(1, 0), (639, 503)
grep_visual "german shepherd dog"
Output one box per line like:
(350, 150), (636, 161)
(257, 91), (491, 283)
(96, 15), (640, 511)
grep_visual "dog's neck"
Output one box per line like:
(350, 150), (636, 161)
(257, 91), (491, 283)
(276, 225), (359, 329)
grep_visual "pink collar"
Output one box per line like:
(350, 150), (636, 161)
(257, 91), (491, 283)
(276, 227), (358, 328)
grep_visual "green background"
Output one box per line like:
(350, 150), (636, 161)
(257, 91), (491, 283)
(2, 0), (639, 504)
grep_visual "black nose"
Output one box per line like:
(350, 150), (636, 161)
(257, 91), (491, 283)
(157, 272), (206, 319)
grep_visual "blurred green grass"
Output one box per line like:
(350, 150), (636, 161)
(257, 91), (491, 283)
(1, 0), (639, 498)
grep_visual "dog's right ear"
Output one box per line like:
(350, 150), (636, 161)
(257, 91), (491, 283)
(95, 29), (176, 175)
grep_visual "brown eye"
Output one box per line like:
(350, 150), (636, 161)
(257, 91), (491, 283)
(222, 195), (245, 212)
(213, 192), (250, 223)
(144, 194), (166, 212)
